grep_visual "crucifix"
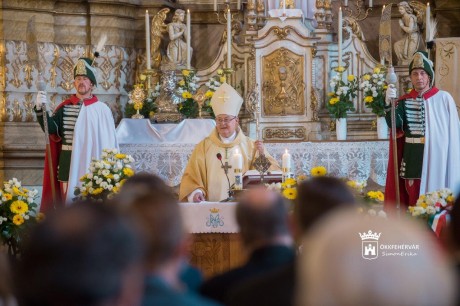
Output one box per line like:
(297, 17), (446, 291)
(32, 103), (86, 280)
(221, 160), (232, 173)
(218, 90), (230, 103)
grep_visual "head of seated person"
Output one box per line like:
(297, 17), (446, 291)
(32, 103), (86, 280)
(15, 200), (144, 306)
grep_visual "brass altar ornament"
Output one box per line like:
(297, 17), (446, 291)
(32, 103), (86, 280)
(193, 89), (206, 118)
(129, 85), (146, 119)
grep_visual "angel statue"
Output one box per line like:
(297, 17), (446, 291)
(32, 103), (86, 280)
(394, 1), (425, 66)
(150, 8), (169, 70)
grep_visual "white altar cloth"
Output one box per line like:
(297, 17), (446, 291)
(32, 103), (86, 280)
(180, 202), (238, 233)
(120, 141), (389, 187)
(116, 118), (215, 144)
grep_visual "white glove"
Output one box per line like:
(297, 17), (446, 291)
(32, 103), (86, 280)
(35, 91), (48, 110)
(385, 85), (397, 106)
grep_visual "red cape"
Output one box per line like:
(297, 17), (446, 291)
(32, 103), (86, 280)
(383, 88), (439, 214)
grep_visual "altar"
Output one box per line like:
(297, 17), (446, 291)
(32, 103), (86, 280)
(116, 119), (389, 187)
(180, 201), (245, 278)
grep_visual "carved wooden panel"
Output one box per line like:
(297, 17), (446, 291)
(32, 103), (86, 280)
(189, 233), (246, 279)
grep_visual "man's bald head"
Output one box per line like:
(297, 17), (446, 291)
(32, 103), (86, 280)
(236, 187), (290, 247)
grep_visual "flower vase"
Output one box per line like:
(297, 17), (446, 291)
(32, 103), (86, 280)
(376, 116), (388, 139)
(336, 118), (347, 140)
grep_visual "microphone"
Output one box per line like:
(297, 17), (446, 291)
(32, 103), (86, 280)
(216, 153), (234, 202)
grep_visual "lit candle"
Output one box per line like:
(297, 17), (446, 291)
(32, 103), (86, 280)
(369, 0), (373, 8)
(338, 6), (342, 68)
(186, 9), (191, 69)
(382, 4), (385, 12)
(214, 0), (217, 11)
(227, 8), (232, 69)
(145, 10), (151, 70)
(283, 0), (286, 14)
(232, 148), (243, 190)
(232, 148), (243, 169)
(426, 2), (430, 41)
(282, 149), (291, 170)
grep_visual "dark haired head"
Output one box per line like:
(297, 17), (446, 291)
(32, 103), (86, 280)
(295, 176), (356, 233)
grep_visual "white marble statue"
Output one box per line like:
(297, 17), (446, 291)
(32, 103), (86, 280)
(394, 1), (421, 66)
(166, 9), (192, 67)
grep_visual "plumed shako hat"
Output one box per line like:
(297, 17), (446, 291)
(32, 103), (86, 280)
(409, 51), (434, 87)
(74, 58), (98, 87)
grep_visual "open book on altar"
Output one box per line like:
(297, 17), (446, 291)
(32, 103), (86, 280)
(242, 170), (283, 188)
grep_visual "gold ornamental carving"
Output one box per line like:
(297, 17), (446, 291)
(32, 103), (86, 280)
(310, 89), (319, 121)
(274, 28), (290, 40)
(23, 93), (35, 122)
(262, 48), (305, 116)
(264, 127), (306, 141)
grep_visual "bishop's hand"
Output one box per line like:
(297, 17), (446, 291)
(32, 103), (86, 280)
(193, 192), (205, 203)
(255, 140), (264, 155)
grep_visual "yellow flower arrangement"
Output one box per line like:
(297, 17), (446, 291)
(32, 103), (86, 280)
(365, 190), (385, 202)
(0, 178), (40, 256)
(310, 166), (327, 177)
(74, 149), (135, 201)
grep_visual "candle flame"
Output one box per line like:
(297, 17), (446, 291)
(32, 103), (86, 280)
(285, 149), (288, 154)
(235, 148), (239, 154)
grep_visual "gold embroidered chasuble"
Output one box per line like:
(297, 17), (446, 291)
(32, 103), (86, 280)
(179, 128), (280, 202)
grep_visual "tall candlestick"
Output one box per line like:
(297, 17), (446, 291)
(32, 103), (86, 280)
(214, 0), (217, 11)
(338, 7), (342, 68)
(145, 10), (151, 70)
(369, 0), (373, 8)
(186, 9), (191, 69)
(227, 8), (232, 69)
(426, 2), (430, 41)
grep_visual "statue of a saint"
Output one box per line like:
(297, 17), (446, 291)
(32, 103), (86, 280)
(394, 1), (421, 66)
(165, 9), (192, 68)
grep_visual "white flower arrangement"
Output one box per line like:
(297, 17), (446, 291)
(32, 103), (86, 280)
(177, 69), (200, 99)
(74, 149), (135, 201)
(359, 67), (387, 117)
(409, 188), (455, 217)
